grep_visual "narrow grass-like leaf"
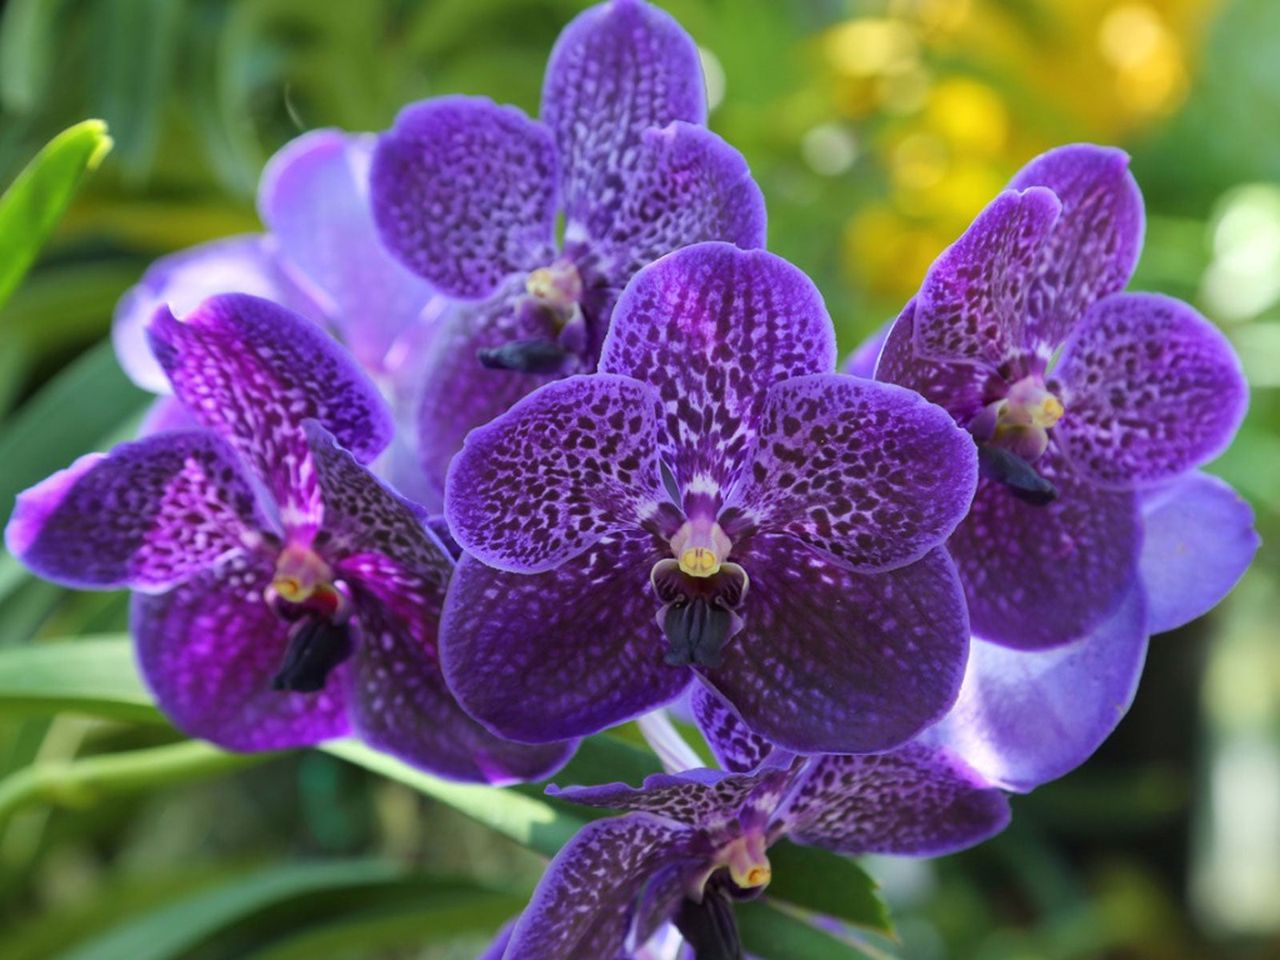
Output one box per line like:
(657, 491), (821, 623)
(0, 635), (159, 723)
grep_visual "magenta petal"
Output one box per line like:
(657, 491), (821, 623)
(1009, 143), (1145, 350)
(1141, 472), (1259, 634)
(445, 374), (667, 574)
(702, 538), (969, 755)
(949, 446), (1142, 650)
(727, 373), (976, 572)
(1055, 293), (1248, 488)
(689, 683), (776, 773)
(920, 586), (1148, 792)
(439, 534), (691, 743)
(777, 743), (1010, 856)
(133, 553), (350, 749)
(875, 299), (993, 425)
(601, 243), (836, 509)
(6, 432), (262, 592)
(371, 95), (558, 299)
(542, 0), (705, 229)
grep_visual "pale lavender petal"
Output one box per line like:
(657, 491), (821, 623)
(1141, 472), (1259, 634)
(701, 538), (969, 755)
(915, 187), (1061, 368)
(136, 396), (201, 438)
(371, 95), (557, 299)
(439, 533), (691, 743)
(776, 743), (1010, 856)
(920, 586), (1148, 792)
(112, 235), (317, 394)
(6, 432), (262, 592)
(601, 244), (836, 511)
(840, 321), (890, 379)
(726, 374), (977, 573)
(874, 300), (993, 425)
(444, 374), (667, 574)
(542, 0), (705, 229)
(1055, 293), (1248, 488)
(1009, 143), (1145, 351)
(258, 129), (436, 371)
(505, 812), (707, 960)
(574, 122), (765, 283)
(148, 294), (393, 528)
(949, 446), (1142, 650)
(133, 552), (350, 749)
(689, 684), (775, 774)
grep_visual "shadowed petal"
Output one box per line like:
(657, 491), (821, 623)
(1009, 144), (1145, 351)
(1055, 293), (1248, 488)
(505, 812), (707, 960)
(915, 187), (1061, 368)
(543, 0), (705, 230)
(133, 552), (350, 749)
(1141, 472), (1258, 634)
(440, 533), (691, 743)
(6, 432), (263, 592)
(875, 300), (993, 425)
(136, 396), (201, 438)
(841, 321), (890, 379)
(601, 243), (836, 510)
(371, 96), (557, 299)
(689, 684), (776, 774)
(949, 446), (1142, 650)
(478, 922), (514, 960)
(920, 586), (1148, 792)
(148, 294), (393, 529)
(776, 743), (1010, 856)
(445, 374), (667, 573)
(259, 129), (436, 371)
(727, 374), (976, 572)
(701, 538), (969, 755)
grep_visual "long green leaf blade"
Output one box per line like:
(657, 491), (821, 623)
(0, 635), (159, 723)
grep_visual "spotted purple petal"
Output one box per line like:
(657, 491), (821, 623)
(1054, 293), (1248, 489)
(147, 294), (393, 529)
(915, 187), (1061, 368)
(445, 374), (667, 574)
(875, 300), (992, 425)
(258, 129), (436, 372)
(601, 243), (836, 511)
(1009, 144), (1145, 352)
(949, 446), (1142, 650)
(1140, 472), (1258, 634)
(689, 684), (775, 774)
(440, 533), (691, 743)
(5, 432), (262, 592)
(700, 537), (969, 755)
(725, 373), (977, 573)
(371, 95), (558, 300)
(920, 586), (1148, 792)
(133, 552), (350, 749)
(542, 0), (706, 231)
(505, 812), (707, 960)
(776, 743), (1010, 857)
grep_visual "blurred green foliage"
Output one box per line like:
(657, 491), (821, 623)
(0, 1), (1278, 957)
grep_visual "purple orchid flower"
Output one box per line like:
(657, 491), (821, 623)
(369, 0), (767, 499)
(501, 748), (1008, 959)
(440, 242), (979, 756)
(5, 294), (573, 784)
(876, 144), (1249, 650)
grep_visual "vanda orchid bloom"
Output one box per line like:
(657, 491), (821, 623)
(370, 0), (766, 498)
(5, 294), (573, 784)
(441, 242), (979, 756)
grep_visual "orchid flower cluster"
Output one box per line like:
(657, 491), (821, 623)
(4, 1), (1258, 958)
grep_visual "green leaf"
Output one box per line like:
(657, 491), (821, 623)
(0, 119), (113, 310)
(767, 840), (892, 934)
(738, 899), (886, 960)
(0, 635), (160, 723)
(0, 0), (69, 112)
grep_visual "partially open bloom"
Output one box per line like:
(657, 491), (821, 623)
(370, 0), (767, 497)
(877, 144), (1248, 649)
(442, 242), (978, 755)
(6, 294), (572, 784)
(502, 748), (1008, 959)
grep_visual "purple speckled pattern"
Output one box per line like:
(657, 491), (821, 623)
(6, 432), (263, 592)
(699, 539), (968, 754)
(601, 243), (835, 506)
(371, 96), (558, 299)
(148, 294), (393, 527)
(1055, 293), (1248, 488)
(689, 684), (775, 774)
(726, 374), (977, 572)
(875, 300), (992, 424)
(446, 375), (667, 573)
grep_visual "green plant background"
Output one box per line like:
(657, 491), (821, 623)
(1, 1), (1277, 957)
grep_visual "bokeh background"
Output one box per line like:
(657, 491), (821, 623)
(1, 0), (1278, 957)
